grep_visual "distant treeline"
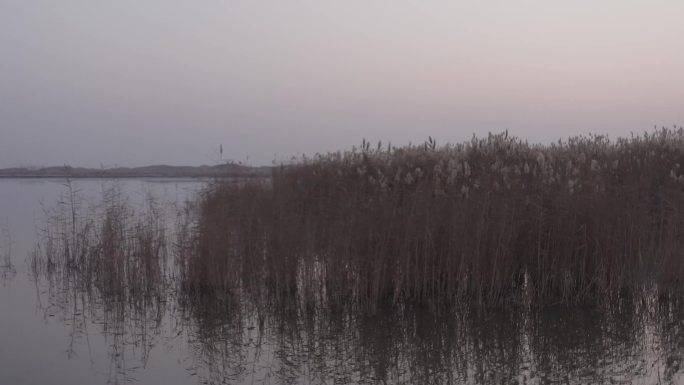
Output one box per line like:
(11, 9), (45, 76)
(0, 163), (271, 178)
(179, 128), (684, 308)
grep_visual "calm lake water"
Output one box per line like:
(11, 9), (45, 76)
(1, 178), (683, 385)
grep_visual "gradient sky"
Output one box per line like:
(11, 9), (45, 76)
(1, 1), (683, 167)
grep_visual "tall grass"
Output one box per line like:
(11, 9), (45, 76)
(29, 181), (172, 383)
(30, 182), (169, 302)
(0, 222), (15, 282)
(180, 128), (684, 308)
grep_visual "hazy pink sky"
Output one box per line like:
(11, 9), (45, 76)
(1, 1), (683, 167)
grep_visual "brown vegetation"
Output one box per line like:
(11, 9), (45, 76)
(179, 129), (684, 308)
(28, 182), (172, 382)
(30, 181), (169, 310)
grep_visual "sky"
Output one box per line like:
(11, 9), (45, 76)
(1, 1), (683, 168)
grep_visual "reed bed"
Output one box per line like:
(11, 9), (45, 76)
(28, 182), (173, 382)
(30, 181), (169, 310)
(180, 129), (684, 308)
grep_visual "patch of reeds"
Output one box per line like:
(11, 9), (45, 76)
(29, 181), (172, 383)
(30, 182), (169, 302)
(180, 128), (684, 308)
(0, 222), (15, 282)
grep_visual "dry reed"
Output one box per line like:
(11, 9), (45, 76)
(29, 181), (172, 382)
(0, 222), (15, 282)
(180, 129), (684, 308)
(30, 181), (170, 315)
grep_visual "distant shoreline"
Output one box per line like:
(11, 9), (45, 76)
(0, 175), (219, 179)
(0, 164), (272, 179)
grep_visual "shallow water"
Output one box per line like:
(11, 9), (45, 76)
(1, 178), (683, 385)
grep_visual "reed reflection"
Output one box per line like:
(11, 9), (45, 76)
(178, 296), (683, 384)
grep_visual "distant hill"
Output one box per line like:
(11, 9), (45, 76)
(0, 163), (272, 178)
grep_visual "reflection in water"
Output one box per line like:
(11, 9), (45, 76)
(179, 299), (684, 385)
(27, 183), (684, 385)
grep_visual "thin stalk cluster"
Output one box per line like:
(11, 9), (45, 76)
(182, 129), (684, 308)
